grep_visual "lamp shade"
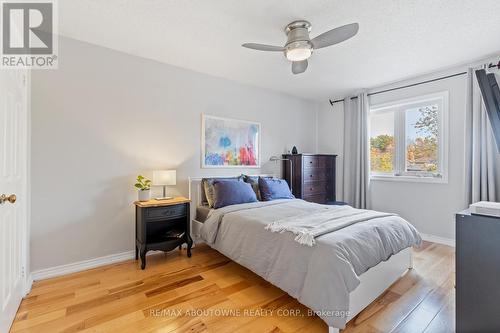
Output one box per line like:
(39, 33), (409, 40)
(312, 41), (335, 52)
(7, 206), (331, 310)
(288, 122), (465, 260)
(152, 170), (176, 186)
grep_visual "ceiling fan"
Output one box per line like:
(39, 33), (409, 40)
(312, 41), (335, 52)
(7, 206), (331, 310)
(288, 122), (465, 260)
(242, 20), (359, 74)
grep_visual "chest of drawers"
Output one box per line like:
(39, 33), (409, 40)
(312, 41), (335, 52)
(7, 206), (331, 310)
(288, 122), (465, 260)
(282, 154), (337, 204)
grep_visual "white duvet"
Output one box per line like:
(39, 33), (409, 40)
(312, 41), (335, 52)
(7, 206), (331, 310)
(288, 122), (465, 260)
(201, 199), (421, 329)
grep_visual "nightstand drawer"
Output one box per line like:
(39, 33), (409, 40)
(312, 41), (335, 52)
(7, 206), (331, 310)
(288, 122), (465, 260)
(145, 204), (187, 221)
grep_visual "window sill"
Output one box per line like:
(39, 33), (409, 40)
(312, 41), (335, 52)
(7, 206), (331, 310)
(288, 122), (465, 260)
(370, 174), (448, 184)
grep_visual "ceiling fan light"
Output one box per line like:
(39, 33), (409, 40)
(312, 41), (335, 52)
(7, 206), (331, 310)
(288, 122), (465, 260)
(285, 41), (312, 61)
(286, 48), (312, 61)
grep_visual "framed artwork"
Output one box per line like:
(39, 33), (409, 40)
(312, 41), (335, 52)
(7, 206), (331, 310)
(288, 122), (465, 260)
(201, 114), (261, 168)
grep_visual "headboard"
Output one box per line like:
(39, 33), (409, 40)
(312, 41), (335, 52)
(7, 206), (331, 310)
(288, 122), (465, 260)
(188, 174), (275, 242)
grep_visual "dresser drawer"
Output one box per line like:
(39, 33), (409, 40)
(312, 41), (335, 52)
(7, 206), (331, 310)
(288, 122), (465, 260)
(303, 181), (329, 195)
(303, 168), (331, 182)
(145, 204), (187, 221)
(303, 155), (333, 169)
(303, 194), (328, 204)
(303, 155), (320, 168)
(319, 156), (333, 168)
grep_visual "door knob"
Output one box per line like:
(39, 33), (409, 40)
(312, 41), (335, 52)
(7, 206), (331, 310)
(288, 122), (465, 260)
(0, 194), (16, 204)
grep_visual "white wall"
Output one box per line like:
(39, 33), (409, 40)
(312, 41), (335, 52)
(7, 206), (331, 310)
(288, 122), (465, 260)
(318, 68), (470, 240)
(30, 37), (317, 271)
(317, 101), (344, 199)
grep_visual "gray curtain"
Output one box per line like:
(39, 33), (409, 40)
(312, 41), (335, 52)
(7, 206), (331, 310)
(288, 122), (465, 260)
(342, 92), (370, 208)
(466, 65), (500, 203)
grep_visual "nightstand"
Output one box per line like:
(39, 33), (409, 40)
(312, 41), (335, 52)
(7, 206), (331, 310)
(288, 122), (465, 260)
(134, 197), (192, 269)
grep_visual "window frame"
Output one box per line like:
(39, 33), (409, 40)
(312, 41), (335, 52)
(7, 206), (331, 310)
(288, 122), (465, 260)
(369, 91), (449, 184)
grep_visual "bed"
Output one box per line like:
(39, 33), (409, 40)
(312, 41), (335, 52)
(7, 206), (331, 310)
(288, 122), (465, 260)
(188, 175), (421, 332)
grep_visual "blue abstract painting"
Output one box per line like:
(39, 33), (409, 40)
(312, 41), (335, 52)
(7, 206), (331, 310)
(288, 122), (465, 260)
(202, 115), (260, 168)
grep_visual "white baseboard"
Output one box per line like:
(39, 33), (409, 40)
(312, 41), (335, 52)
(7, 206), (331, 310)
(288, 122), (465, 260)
(420, 233), (455, 247)
(24, 276), (33, 296)
(30, 250), (135, 282)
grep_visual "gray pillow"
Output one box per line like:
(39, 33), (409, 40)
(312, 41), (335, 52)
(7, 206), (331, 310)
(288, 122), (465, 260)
(202, 176), (242, 208)
(213, 180), (257, 209)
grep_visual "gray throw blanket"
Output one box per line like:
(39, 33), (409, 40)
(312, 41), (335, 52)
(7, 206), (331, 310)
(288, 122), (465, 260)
(265, 206), (395, 246)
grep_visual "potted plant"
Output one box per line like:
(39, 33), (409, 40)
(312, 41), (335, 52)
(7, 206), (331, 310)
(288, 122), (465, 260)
(135, 175), (152, 201)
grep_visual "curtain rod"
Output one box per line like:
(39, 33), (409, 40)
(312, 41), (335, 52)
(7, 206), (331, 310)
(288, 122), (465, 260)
(328, 61), (500, 106)
(329, 60), (500, 105)
(329, 71), (468, 106)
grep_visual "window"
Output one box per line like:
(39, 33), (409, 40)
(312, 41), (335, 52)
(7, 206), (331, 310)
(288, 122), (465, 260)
(369, 92), (448, 182)
(370, 110), (395, 173)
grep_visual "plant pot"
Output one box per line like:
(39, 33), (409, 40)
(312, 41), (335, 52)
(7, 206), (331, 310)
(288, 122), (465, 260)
(138, 189), (151, 202)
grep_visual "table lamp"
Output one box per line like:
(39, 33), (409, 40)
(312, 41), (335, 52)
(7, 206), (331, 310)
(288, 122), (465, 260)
(152, 170), (176, 200)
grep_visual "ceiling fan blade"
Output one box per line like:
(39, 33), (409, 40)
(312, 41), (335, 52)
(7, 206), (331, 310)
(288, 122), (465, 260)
(292, 60), (308, 74)
(310, 23), (359, 49)
(242, 43), (284, 52)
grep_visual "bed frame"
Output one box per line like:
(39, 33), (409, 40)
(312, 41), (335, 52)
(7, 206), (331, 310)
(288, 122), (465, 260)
(188, 175), (412, 333)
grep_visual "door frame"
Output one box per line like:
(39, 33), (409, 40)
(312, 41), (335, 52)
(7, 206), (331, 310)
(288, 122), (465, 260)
(23, 69), (32, 296)
(13, 69), (32, 296)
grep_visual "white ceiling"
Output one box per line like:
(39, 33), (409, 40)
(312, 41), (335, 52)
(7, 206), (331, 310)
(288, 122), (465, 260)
(59, 0), (500, 100)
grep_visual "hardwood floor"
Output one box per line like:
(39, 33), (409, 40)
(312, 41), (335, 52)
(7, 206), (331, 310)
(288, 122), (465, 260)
(11, 241), (454, 333)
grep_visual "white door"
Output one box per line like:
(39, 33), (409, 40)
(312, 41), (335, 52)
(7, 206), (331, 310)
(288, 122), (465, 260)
(0, 69), (28, 333)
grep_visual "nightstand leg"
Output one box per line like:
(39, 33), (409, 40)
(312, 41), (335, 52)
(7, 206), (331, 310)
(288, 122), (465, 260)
(187, 235), (193, 258)
(140, 253), (146, 269)
(140, 246), (146, 270)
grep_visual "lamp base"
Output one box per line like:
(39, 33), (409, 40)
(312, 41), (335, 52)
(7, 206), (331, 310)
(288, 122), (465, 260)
(154, 196), (173, 201)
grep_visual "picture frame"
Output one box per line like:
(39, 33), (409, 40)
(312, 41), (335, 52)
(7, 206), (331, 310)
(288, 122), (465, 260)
(201, 114), (261, 168)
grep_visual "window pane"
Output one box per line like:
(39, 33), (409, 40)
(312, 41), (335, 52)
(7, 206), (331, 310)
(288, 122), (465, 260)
(370, 111), (395, 173)
(405, 104), (439, 173)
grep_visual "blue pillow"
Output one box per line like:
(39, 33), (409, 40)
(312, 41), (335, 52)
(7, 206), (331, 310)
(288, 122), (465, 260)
(243, 175), (272, 200)
(213, 180), (258, 209)
(202, 176), (243, 208)
(258, 177), (295, 201)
